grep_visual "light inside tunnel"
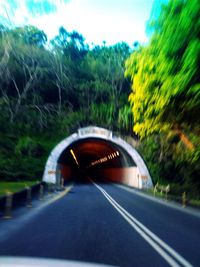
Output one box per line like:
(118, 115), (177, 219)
(70, 149), (80, 167)
(88, 150), (120, 168)
(58, 137), (136, 184)
(59, 138), (134, 168)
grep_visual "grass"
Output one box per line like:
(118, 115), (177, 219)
(189, 199), (200, 208)
(0, 181), (39, 196)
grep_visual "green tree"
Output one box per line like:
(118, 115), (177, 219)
(0, 24), (133, 183)
(125, 0), (200, 140)
(125, 0), (200, 195)
(11, 25), (47, 47)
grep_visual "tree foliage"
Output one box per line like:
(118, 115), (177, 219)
(125, 0), (200, 138)
(125, 0), (200, 196)
(0, 24), (132, 181)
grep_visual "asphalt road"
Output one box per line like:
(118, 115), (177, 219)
(0, 179), (200, 267)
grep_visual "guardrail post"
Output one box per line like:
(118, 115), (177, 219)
(39, 184), (44, 200)
(154, 183), (170, 200)
(26, 186), (32, 207)
(3, 191), (13, 219)
(165, 185), (170, 201)
(182, 192), (186, 208)
(154, 183), (158, 196)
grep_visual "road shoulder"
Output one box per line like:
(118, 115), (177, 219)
(115, 183), (200, 218)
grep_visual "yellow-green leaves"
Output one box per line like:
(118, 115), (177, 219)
(125, 0), (200, 139)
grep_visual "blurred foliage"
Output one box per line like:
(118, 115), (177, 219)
(125, 0), (200, 137)
(0, 24), (132, 182)
(126, 0), (200, 197)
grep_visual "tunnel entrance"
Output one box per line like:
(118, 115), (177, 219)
(43, 126), (153, 189)
(58, 137), (135, 184)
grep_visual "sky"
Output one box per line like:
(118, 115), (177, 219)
(0, 0), (165, 47)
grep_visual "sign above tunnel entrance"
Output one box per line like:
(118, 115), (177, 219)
(78, 126), (112, 139)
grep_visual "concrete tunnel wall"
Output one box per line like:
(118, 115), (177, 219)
(42, 126), (153, 189)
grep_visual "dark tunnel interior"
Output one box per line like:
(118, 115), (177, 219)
(57, 138), (136, 184)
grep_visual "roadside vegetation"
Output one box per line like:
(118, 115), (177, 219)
(0, 181), (38, 196)
(0, 25), (133, 183)
(0, 0), (199, 200)
(125, 0), (200, 199)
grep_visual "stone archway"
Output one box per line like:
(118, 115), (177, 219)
(42, 126), (153, 189)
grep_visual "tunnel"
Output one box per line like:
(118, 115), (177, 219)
(43, 126), (153, 189)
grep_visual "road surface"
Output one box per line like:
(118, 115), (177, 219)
(0, 179), (200, 267)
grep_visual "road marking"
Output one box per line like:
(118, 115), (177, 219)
(46, 184), (73, 205)
(91, 180), (193, 267)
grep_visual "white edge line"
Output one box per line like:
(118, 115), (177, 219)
(91, 180), (193, 267)
(100, 187), (193, 267)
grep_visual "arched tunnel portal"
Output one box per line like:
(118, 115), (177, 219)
(43, 127), (153, 189)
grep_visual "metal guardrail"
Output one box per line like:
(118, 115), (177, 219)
(153, 183), (192, 208)
(3, 192), (13, 219)
(154, 183), (170, 199)
(0, 182), (65, 219)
